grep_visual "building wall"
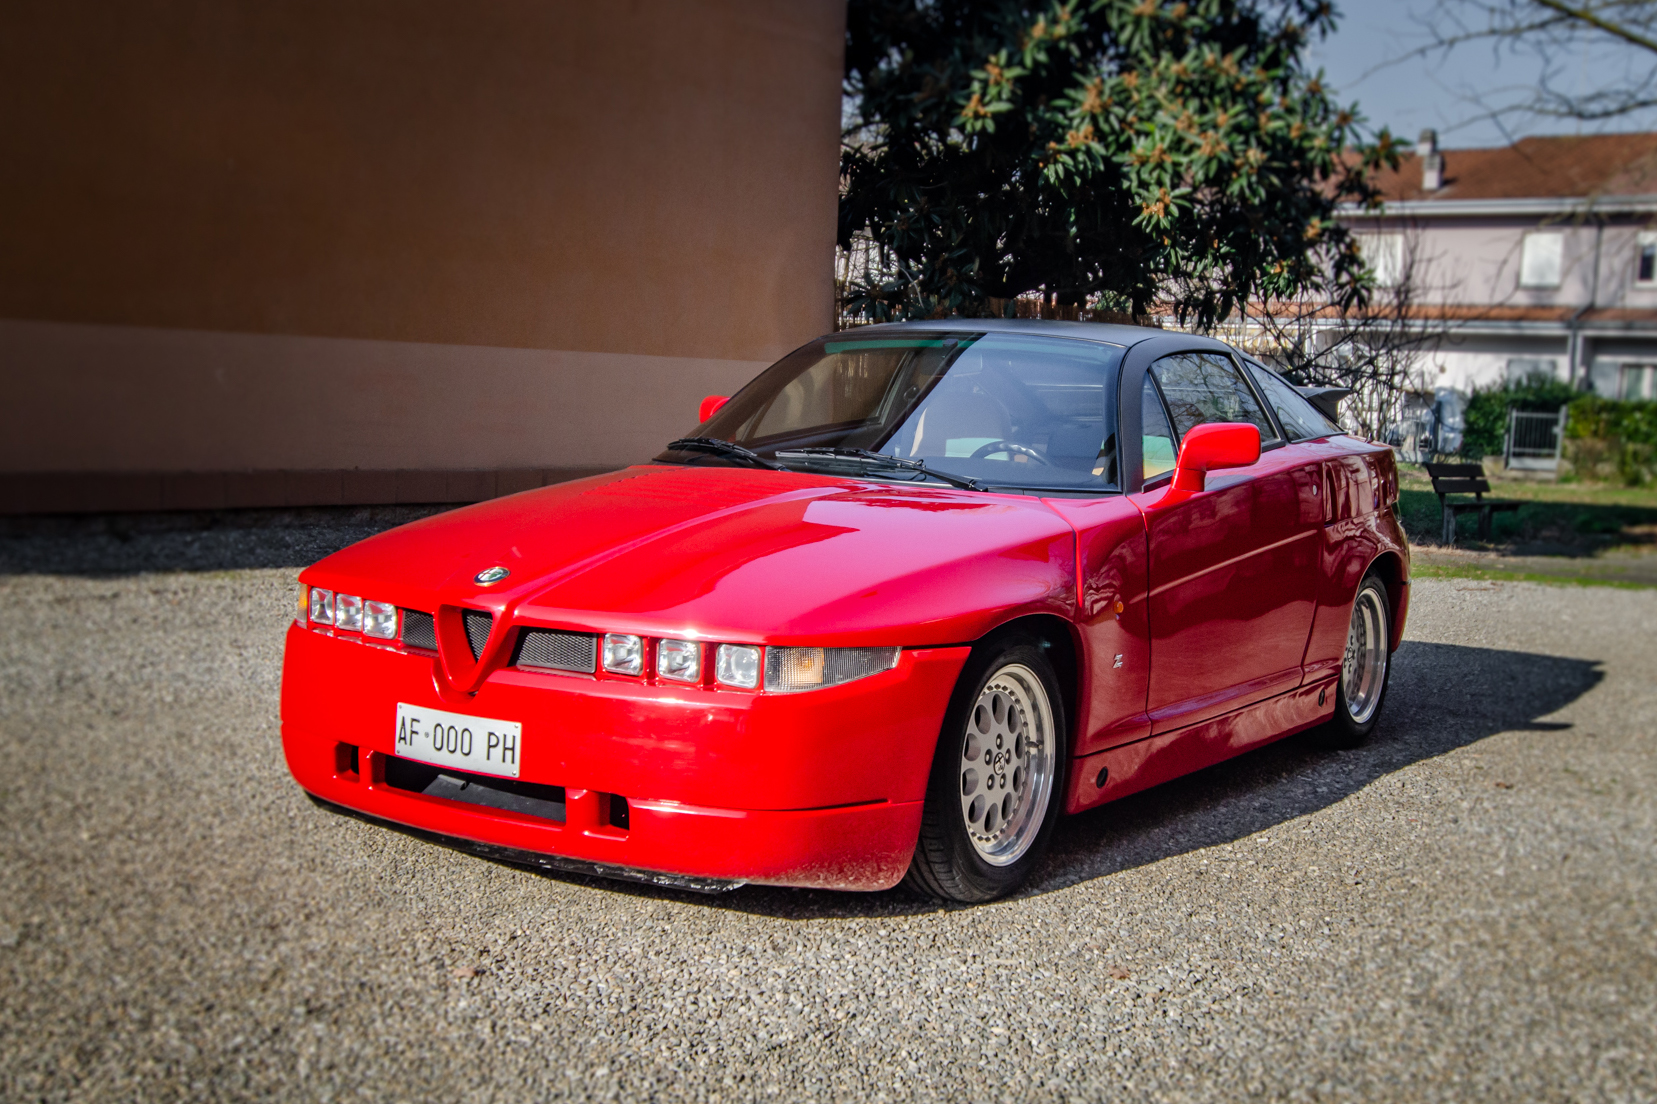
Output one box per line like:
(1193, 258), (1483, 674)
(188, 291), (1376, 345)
(1348, 211), (1657, 403)
(1586, 224), (1657, 311)
(0, 0), (845, 511)
(1355, 216), (1657, 311)
(1418, 335), (1570, 394)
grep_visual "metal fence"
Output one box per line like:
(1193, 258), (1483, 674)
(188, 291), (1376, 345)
(1505, 408), (1568, 472)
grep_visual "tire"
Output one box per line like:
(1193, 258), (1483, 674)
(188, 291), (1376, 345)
(1315, 572), (1394, 749)
(903, 636), (1069, 903)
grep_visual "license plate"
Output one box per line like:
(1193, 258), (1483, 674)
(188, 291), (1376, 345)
(394, 703), (522, 779)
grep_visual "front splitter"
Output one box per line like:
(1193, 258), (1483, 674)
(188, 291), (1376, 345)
(306, 793), (745, 894)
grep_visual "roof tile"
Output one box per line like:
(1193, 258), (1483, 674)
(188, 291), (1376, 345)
(1373, 133), (1657, 202)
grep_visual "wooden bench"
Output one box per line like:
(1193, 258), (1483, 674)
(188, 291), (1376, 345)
(1423, 462), (1522, 545)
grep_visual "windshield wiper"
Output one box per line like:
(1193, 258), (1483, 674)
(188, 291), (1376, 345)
(773, 447), (983, 491)
(663, 437), (787, 471)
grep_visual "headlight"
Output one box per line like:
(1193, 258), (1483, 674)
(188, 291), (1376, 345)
(603, 633), (643, 675)
(363, 600), (398, 639)
(715, 644), (760, 689)
(308, 588), (335, 626)
(657, 639), (701, 683)
(765, 646), (899, 693)
(335, 593), (363, 632)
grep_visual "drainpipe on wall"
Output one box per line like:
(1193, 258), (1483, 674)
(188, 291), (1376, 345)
(1567, 308), (1588, 386)
(1568, 219), (1605, 387)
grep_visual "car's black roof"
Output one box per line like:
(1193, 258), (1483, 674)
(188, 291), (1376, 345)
(829, 317), (1212, 350)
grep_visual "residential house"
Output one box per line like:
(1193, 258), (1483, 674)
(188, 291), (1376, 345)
(1343, 130), (1657, 403)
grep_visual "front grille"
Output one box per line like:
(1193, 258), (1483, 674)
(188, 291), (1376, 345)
(513, 629), (598, 674)
(382, 755), (566, 823)
(400, 609), (437, 651)
(462, 609), (493, 659)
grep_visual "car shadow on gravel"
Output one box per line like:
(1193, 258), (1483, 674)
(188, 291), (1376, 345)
(1025, 640), (1602, 900)
(513, 639), (1601, 919)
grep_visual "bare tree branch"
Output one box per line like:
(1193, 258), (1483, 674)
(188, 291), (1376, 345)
(1416, 1), (1657, 125)
(1244, 229), (1463, 442)
(1532, 0), (1657, 54)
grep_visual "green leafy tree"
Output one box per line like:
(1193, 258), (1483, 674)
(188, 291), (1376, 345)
(839, 0), (1398, 327)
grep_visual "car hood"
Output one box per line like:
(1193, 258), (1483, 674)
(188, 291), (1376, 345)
(305, 465), (1079, 645)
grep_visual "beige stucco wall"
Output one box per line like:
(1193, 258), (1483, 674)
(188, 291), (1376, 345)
(0, 0), (844, 510)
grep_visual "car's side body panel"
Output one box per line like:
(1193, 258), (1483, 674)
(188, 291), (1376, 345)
(1065, 678), (1334, 813)
(1051, 329), (1409, 820)
(1300, 438), (1411, 683)
(1039, 495), (1152, 758)
(1133, 445), (1322, 733)
(1058, 437), (1408, 818)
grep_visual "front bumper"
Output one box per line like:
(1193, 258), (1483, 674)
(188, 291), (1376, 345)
(280, 624), (970, 890)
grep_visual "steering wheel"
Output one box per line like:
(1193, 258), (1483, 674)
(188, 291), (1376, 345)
(968, 439), (1053, 465)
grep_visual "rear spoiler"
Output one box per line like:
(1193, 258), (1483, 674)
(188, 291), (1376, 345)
(1295, 386), (1352, 424)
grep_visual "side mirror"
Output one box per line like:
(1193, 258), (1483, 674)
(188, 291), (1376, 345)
(1172, 423), (1261, 492)
(699, 395), (730, 423)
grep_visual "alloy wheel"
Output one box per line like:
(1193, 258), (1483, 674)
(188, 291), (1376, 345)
(956, 663), (1056, 866)
(1342, 585), (1390, 726)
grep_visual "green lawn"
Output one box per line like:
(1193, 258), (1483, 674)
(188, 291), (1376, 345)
(1396, 465), (1657, 556)
(1406, 561), (1657, 589)
(1395, 465), (1657, 588)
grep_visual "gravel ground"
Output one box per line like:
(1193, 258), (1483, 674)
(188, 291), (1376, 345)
(1, 521), (1654, 1103)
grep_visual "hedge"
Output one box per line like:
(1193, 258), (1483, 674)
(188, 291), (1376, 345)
(1461, 376), (1579, 459)
(1566, 395), (1657, 485)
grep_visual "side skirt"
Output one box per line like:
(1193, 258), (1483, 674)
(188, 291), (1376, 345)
(1064, 676), (1338, 815)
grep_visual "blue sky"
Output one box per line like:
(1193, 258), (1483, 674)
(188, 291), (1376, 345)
(1309, 0), (1657, 149)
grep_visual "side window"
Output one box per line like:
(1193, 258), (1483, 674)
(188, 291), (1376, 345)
(1149, 352), (1277, 443)
(1245, 362), (1341, 440)
(1142, 377), (1177, 481)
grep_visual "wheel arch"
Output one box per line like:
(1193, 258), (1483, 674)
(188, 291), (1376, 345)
(1363, 550), (1409, 652)
(975, 613), (1081, 756)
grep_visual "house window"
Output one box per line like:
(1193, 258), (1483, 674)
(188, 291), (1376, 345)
(1637, 231), (1657, 287)
(1359, 233), (1405, 287)
(1519, 232), (1564, 288)
(1621, 364), (1656, 401)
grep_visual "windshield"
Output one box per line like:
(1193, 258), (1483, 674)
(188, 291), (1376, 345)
(658, 332), (1125, 492)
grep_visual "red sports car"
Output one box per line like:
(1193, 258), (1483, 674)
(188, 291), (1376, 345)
(282, 321), (1406, 901)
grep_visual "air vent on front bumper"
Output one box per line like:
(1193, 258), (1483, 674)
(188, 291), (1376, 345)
(462, 609), (493, 659)
(382, 755), (566, 823)
(400, 609), (437, 651)
(512, 629), (599, 674)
